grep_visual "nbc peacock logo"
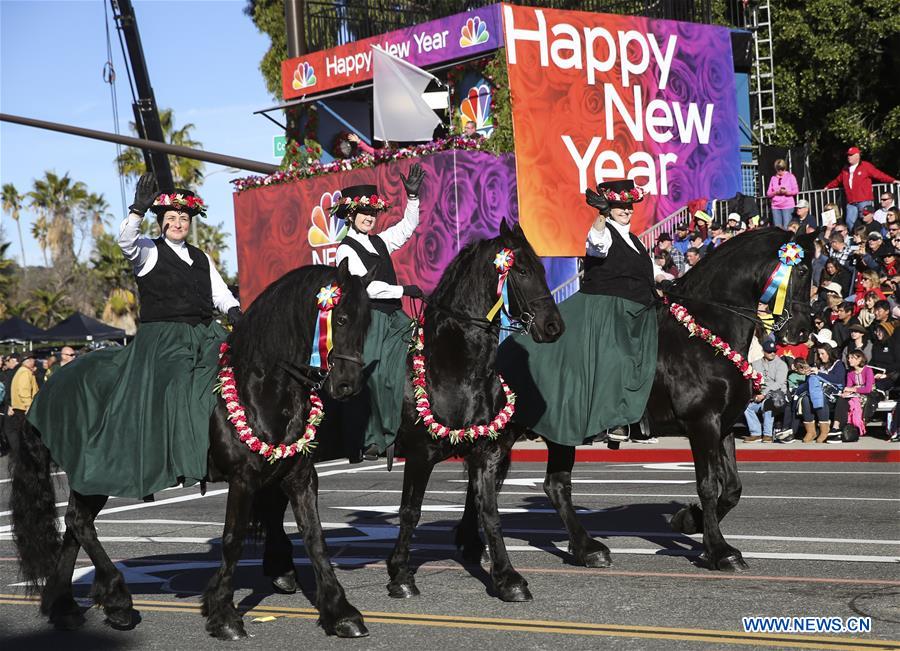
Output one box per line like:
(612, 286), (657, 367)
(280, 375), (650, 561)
(308, 191), (348, 265)
(292, 61), (317, 90)
(459, 16), (489, 48)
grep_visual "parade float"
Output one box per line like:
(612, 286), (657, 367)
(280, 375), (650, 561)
(232, 4), (744, 306)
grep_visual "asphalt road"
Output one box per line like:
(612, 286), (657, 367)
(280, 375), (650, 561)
(0, 458), (898, 650)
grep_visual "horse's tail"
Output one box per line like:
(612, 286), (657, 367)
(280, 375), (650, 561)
(10, 420), (62, 592)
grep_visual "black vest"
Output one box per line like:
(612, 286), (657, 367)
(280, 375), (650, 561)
(338, 235), (402, 314)
(136, 239), (214, 325)
(580, 225), (654, 306)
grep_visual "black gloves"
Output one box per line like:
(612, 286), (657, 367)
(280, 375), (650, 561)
(129, 173), (158, 215)
(227, 307), (243, 326)
(585, 187), (610, 216)
(403, 285), (424, 299)
(400, 163), (425, 198)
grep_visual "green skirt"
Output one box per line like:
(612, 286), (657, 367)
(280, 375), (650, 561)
(27, 320), (227, 498)
(342, 309), (413, 454)
(497, 293), (658, 446)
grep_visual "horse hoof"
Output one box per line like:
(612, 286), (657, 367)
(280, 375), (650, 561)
(716, 554), (749, 573)
(104, 607), (140, 631)
(210, 621), (248, 641)
(497, 583), (533, 603)
(671, 505), (702, 535)
(51, 609), (86, 631)
(581, 550), (612, 568)
(271, 572), (298, 594)
(387, 582), (420, 599)
(332, 618), (369, 638)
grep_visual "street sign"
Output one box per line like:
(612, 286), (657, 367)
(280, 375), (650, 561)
(273, 135), (287, 159)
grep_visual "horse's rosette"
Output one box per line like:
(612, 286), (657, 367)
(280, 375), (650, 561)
(485, 248), (515, 330)
(667, 302), (764, 393)
(309, 283), (342, 369)
(760, 243), (805, 316)
(217, 342), (323, 463)
(411, 319), (516, 443)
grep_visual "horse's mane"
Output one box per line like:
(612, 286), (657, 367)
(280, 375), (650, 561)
(429, 236), (502, 314)
(228, 265), (338, 374)
(675, 228), (793, 296)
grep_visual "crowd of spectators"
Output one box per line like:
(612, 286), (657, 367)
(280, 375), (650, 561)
(0, 347), (78, 458)
(652, 148), (898, 445)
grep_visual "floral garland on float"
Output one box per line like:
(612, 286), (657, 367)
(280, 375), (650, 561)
(231, 136), (491, 194)
(666, 300), (764, 393)
(215, 282), (343, 462)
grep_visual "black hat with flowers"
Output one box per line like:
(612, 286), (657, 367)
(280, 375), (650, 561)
(149, 188), (207, 222)
(331, 184), (391, 220)
(596, 180), (645, 208)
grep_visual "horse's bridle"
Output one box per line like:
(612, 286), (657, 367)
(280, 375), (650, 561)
(503, 271), (554, 335)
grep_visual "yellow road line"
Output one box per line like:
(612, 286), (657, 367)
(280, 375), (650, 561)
(0, 594), (896, 650)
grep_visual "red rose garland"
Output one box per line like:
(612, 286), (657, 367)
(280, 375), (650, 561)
(217, 342), (324, 462)
(668, 302), (764, 393)
(411, 320), (516, 443)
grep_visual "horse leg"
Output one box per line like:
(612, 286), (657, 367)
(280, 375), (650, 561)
(259, 485), (300, 594)
(685, 426), (747, 572)
(470, 445), (532, 602)
(543, 440), (611, 567)
(41, 503), (84, 630)
(283, 462), (367, 638)
(454, 477), (486, 563)
(386, 448), (433, 598)
(202, 478), (254, 640)
(67, 491), (138, 630)
(716, 433), (745, 524)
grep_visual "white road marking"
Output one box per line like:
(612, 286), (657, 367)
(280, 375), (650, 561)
(450, 478), (697, 487)
(315, 490), (900, 502)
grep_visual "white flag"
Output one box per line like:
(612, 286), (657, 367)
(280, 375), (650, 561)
(372, 45), (443, 142)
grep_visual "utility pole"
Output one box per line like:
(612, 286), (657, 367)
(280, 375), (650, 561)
(110, 0), (175, 193)
(284, 0), (307, 145)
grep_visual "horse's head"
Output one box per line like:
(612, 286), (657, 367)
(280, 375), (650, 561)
(496, 220), (564, 343)
(772, 230), (815, 345)
(324, 259), (374, 400)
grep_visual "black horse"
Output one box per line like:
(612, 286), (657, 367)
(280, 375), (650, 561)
(455, 227), (815, 572)
(258, 221), (564, 602)
(10, 260), (375, 639)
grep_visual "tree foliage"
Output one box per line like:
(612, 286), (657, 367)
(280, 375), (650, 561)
(769, 0), (900, 180)
(116, 107), (205, 189)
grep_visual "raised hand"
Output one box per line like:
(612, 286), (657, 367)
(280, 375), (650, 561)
(400, 163), (425, 198)
(585, 187), (610, 216)
(129, 173), (158, 215)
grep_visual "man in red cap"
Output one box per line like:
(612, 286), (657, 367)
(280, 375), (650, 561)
(825, 146), (896, 230)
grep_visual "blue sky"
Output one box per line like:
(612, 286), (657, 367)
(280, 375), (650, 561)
(0, 0), (281, 275)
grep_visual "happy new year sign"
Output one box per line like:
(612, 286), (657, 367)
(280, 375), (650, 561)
(503, 5), (741, 255)
(281, 7), (503, 99)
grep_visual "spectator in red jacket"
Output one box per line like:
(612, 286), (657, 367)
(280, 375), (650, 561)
(825, 146), (896, 230)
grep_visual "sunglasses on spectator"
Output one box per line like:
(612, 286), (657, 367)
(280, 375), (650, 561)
(882, 197), (894, 202)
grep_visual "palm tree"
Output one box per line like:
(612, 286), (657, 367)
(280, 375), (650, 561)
(195, 221), (230, 267)
(91, 232), (133, 288)
(1, 183), (26, 266)
(116, 108), (206, 190)
(77, 192), (111, 257)
(30, 215), (49, 266)
(0, 241), (15, 319)
(27, 171), (88, 265)
(27, 288), (68, 329)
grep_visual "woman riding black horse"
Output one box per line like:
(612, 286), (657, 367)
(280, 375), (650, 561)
(26, 174), (240, 498)
(257, 221), (564, 602)
(10, 255), (372, 639)
(458, 197), (815, 573)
